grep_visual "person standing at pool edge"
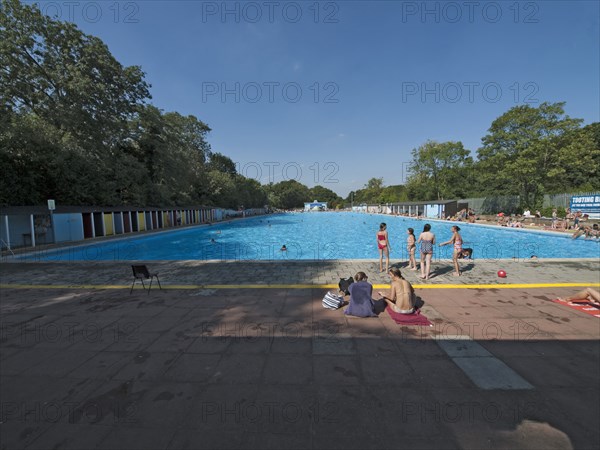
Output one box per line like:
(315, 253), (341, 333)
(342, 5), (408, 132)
(377, 223), (390, 273)
(417, 224), (435, 280)
(407, 228), (417, 270)
(440, 225), (463, 276)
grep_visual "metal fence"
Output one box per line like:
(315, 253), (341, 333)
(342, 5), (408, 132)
(542, 192), (600, 209)
(459, 192), (600, 214)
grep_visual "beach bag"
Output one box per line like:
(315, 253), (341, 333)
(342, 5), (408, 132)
(322, 292), (345, 309)
(338, 277), (354, 295)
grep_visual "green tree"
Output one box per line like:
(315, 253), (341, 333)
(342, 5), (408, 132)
(0, 0), (150, 147)
(206, 170), (237, 209)
(235, 177), (268, 209)
(308, 185), (343, 208)
(265, 180), (310, 209)
(477, 102), (584, 208)
(406, 140), (473, 201)
(352, 178), (384, 204)
(208, 153), (236, 175)
(0, 0), (150, 205)
(547, 124), (600, 193)
(125, 106), (211, 206)
(378, 185), (408, 203)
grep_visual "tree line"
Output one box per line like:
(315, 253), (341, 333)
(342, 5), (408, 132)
(347, 105), (599, 211)
(0, 0), (265, 209)
(1, 0), (597, 212)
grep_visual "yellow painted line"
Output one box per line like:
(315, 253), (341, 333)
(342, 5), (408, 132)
(0, 284), (336, 290)
(1, 282), (599, 290)
(409, 282), (600, 289)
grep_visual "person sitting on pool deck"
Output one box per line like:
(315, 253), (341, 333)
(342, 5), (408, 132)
(344, 272), (377, 318)
(377, 268), (415, 314)
(572, 224), (599, 240)
(458, 248), (473, 259)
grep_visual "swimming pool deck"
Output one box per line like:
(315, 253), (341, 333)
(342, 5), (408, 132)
(1, 259), (599, 450)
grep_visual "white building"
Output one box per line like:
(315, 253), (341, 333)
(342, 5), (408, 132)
(304, 200), (328, 212)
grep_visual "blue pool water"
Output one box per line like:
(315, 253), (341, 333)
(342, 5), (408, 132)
(22, 213), (600, 261)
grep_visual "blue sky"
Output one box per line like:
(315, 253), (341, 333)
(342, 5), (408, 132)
(32, 1), (600, 197)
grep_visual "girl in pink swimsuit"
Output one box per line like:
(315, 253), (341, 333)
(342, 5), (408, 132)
(377, 223), (390, 273)
(440, 225), (463, 276)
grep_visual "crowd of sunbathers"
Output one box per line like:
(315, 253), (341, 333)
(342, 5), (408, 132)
(491, 208), (600, 238)
(572, 223), (600, 240)
(445, 208), (477, 223)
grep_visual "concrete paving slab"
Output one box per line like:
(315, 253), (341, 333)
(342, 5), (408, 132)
(95, 426), (177, 450)
(450, 356), (534, 390)
(435, 336), (495, 358)
(25, 424), (113, 450)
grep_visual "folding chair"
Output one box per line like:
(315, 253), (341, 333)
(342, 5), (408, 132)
(130, 265), (162, 294)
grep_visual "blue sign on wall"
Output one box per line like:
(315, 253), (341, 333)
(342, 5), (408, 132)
(570, 195), (600, 218)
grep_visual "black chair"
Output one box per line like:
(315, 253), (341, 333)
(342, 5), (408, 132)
(130, 265), (162, 294)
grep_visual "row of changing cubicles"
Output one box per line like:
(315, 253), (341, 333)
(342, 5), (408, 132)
(81, 209), (217, 238)
(0, 207), (224, 249)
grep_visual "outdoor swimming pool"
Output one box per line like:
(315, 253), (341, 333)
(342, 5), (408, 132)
(20, 213), (600, 261)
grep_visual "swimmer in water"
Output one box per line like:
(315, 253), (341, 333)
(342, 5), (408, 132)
(281, 245), (287, 251)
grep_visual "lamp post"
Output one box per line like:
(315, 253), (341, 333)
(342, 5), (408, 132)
(351, 192), (354, 210)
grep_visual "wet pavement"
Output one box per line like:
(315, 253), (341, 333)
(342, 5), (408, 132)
(0, 260), (599, 450)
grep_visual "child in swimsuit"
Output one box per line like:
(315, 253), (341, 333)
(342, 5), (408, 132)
(407, 228), (417, 270)
(440, 225), (463, 276)
(377, 223), (390, 273)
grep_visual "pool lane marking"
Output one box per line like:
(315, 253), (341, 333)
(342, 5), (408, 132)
(1, 282), (598, 290)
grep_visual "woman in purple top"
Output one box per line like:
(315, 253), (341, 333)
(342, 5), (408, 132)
(344, 272), (377, 318)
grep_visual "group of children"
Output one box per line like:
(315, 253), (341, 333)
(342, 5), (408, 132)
(376, 222), (472, 280)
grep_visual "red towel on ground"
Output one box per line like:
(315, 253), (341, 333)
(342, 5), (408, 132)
(552, 299), (600, 318)
(386, 306), (433, 326)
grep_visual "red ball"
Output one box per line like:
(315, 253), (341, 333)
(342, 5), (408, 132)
(497, 270), (507, 278)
